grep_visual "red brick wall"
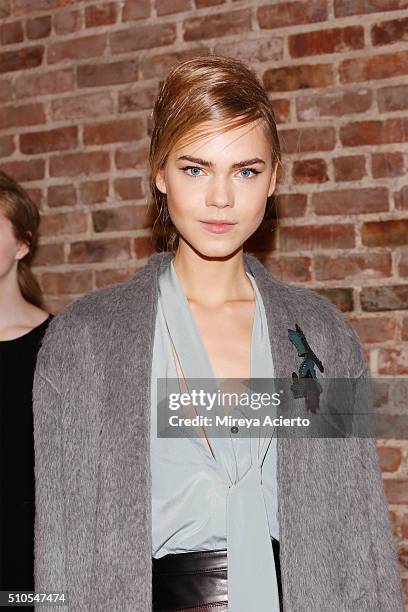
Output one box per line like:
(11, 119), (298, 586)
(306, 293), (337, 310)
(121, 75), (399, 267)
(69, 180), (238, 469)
(0, 0), (407, 602)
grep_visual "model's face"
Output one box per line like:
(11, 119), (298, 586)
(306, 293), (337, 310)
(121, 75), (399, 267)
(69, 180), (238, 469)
(155, 119), (278, 258)
(0, 209), (29, 280)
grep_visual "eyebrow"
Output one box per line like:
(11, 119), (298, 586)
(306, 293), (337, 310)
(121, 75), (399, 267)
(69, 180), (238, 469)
(177, 155), (266, 169)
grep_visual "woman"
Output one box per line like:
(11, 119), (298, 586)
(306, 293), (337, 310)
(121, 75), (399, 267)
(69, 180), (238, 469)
(33, 56), (404, 612)
(0, 171), (53, 609)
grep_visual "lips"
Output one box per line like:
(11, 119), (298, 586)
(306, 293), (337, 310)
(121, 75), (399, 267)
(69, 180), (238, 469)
(199, 220), (237, 234)
(200, 219), (236, 224)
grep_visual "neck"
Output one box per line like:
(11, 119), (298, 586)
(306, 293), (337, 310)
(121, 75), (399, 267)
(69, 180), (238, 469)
(171, 240), (254, 307)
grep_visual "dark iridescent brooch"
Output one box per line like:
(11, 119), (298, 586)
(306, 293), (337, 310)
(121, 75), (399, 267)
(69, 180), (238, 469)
(288, 323), (324, 413)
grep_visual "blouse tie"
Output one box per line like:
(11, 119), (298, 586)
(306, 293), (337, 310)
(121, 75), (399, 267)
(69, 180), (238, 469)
(154, 258), (280, 612)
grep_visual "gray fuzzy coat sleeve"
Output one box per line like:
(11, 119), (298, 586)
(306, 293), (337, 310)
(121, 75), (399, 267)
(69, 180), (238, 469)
(352, 363), (405, 611)
(32, 370), (68, 611)
(32, 307), (87, 612)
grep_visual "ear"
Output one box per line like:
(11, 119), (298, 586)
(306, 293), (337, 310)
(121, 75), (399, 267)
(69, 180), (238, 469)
(155, 168), (167, 195)
(15, 230), (31, 261)
(267, 162), (278, 198)
(15, 241), (29, 261)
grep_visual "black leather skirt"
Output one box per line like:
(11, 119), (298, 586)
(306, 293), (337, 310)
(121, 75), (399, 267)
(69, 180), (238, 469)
(152, 536), (283, 612)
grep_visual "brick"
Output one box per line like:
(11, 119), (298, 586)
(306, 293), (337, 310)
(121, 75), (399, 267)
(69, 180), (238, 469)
(333, 155), (366, 181)
(361, 285), (408, 312)
(314, 287), (353, 312)
(20, 126), (78, 155)
(83, 118), (145, 146)
(335, 0), (408, 17)
(339, 51), (408, 83)
(0, 103), (45, 129)
(78, 59), (139, 88)
(14, 68), (74, 99)
(258, 0), (327, 29)
(50, 151), (110, 178)
(292, 159), (328, 184)
(47, 34), (107, 64)
(114, 177), (144, 201)
(372, 16), (408, 46)
(398, 545), (408, 570)
(402, 317), (408, 340)
(264, 63), (333, 92)
(115, 144), (150, 170)
(340, 118), (408, 146)
(41, 270), (93, 295)
(196, 0), (225, 6)
(95, 264), (142, 288)
(261, 255), (311, 282)
(297, 88), (371, 122)
(0, 45), (43, 74)
(68, 237), (131, 263)
(0, 21), (24, 45)
(79, 180), (108, 204)
(378, 349), (408, 376)
(0, 159), (45, 182)
(183, 9), (251, 41)
(118, 84), (158, 112)
(92, 204), (150, 232)
(372, 152), (405, 178)
(289, 26), (364, 58)
(314, 252), (392, 281)
(51, 92), (114, 120)
(362, 220), (408, 247)
(133, 236), (156, 259)
(110, 23), (176, 54)
(378, 84), (408, 112)
(157, 0), (191, 15)
(395, 186), (408, 211)
(40, 211), (87, 237)
(0, 78), (12, 102)
(54, 10), (81, 35)
(0, 135), (14, 157)
(47, 184), (77, 208)
(269, 98), (290, 124)
(122, 0), (150, 21)
(378, 447), (402, 472)
(0, 0), (10, 18)
(31, 243), (65, 267)
(275, 193), (307, 218)
(25, 188), (42, 208)
(85, 3), (117, 27)
(26, 15), (51, 40)
(14, 0), (77, 13)
(280, 223), (355, 252)
(313, 188), (389, 215)
(348, 316), (396, 343)
(140, 47), (211, 79)
(279, 127), (335, 154)
(215, 36), (283, 65)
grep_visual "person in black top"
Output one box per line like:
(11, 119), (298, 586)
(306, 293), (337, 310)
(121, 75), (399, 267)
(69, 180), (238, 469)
(0, 170), (52, 609)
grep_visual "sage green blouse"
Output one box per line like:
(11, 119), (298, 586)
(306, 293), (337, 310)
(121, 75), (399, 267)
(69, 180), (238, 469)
(150, 256), (280, 612)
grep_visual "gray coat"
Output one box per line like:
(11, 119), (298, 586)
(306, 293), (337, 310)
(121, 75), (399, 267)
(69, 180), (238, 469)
(33, 251), (404, 611)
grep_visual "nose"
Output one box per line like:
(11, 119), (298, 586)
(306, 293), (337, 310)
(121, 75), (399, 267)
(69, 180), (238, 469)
(205, 176), (234, 209)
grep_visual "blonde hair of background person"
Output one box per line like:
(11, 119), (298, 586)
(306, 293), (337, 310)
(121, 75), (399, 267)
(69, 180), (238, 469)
(0, 170), (49, 340)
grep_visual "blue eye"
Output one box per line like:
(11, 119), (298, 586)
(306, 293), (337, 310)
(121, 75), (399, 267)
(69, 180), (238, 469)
(181, 166), (261, 178)
(239, 168), (259, 178)
(183, 166), (203, 177)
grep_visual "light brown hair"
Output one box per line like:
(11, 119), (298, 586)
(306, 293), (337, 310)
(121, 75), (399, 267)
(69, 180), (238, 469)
(149, 54), (282, 252)
(0, 170), (44, 309)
